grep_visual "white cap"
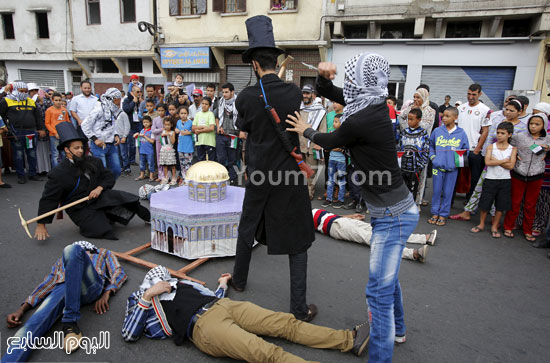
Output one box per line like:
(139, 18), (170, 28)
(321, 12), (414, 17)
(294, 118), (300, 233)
(27, 83), (40, 91)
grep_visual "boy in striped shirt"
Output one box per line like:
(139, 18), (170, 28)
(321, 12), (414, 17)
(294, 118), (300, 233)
(312, 209), (435, 262)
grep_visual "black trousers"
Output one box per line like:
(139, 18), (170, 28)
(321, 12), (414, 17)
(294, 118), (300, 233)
(402, 171), (419, 202)
(232, 241), (309, 319)
(468, 152), (485, 198)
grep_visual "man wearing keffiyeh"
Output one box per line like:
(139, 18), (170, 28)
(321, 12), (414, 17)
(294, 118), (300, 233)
(286, 53), (420, 363)
(3, 241), (127, 361)
(0, 81), (46, 184)
(81, 87), (123, 178)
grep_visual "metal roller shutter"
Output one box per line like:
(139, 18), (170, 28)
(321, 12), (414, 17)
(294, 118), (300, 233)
(226, 65), (255, 94)
(390, 65), (407, 82)
(421, 66), (515, 110)
(19, 69), (66, 91)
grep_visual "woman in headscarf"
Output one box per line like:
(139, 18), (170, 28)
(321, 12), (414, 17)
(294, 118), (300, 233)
(81, 87), (123, 179)
(286, 53), (419, 363)
(398, 87), (436, 135)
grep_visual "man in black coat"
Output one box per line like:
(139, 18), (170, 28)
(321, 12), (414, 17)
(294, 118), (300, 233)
(231, 16), (316, 322)
(34, 123), (150, 240)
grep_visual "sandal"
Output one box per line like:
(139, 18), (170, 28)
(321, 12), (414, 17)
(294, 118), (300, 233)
(491, 230), (501, 238)
(524, 234), (536, 242)
(503, 230), (514, 238)
(449, 214), (470, 221)
(134, 176), (145, 181)
(421, 200), (429, 206)
(427, 216), (438, 225)
(435, 217), (446, 226)
(470, 226), (484, 233)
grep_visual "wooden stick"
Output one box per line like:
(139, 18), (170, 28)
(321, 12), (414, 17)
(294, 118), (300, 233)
(278, 55), (294, 79)
(27, 196), (90, 225)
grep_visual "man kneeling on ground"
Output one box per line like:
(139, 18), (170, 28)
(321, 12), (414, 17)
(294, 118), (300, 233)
(122, 266), (370, 361)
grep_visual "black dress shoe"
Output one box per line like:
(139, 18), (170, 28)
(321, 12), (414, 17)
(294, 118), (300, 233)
(532, 239), (550, 248)
(297, 304), (318, 322)
(343, 200), (356, 210)
(17, 176), (27, 184)
(28, 175), (43, 181)
(351, 320), (370, 356)
(355, 203), (365, 213)
(228, 278), (245, 292)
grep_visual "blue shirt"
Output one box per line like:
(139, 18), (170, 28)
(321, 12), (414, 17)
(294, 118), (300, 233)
(138, 129), (154, 155)
(177, 120), (194, 153)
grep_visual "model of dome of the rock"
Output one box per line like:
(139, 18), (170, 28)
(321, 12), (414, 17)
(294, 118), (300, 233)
(186, 160), (229, 202)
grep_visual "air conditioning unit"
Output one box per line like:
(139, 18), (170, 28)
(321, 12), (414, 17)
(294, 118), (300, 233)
(337, 0), (345, 11)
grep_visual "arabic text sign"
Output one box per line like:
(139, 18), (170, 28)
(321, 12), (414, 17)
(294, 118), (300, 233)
(161, 47), (210, 69)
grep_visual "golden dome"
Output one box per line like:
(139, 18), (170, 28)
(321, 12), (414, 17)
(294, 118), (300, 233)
(186, 160), (229, 183)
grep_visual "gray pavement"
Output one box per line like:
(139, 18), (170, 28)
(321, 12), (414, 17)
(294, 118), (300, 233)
(1, 167), (550, 362)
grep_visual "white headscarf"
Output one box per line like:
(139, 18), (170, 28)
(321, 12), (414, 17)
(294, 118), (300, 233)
(6, 81), (29, 102)
(136, 265), (178, 301)
(341, 53), (390, 123)
(99, 88), (122, 120)
(533, 102), (550, 116)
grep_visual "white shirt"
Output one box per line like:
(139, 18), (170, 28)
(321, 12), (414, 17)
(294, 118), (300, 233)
(189, 104), (199, 121)
(69, 94), (99, 122)
(486, 143), (513, 180)
(457, 102), (491, 151)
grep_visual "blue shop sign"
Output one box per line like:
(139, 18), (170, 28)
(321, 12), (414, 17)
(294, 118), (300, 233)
(161, 47), (210, 69)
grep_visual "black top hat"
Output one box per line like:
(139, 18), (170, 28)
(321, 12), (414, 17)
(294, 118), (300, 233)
(242, 15), (284, 63)
(56, 122), (88, 151)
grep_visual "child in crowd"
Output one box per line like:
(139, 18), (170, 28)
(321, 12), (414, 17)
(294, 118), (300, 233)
(45, 92), (70, 168)
(428, 107), (469, 226)
(322, 114), (347, 208)
(151, 103), (167, 182)
(175, 106), (194, 183)
(134, 115), (156, 181)
(173, 73), (184, 89)
(386, 96), (399, 134)
(397, 108), (429, 202)
(504, 114), (550, 241)
(192, 96), (216, 161)
(472, 122), (516, 237)
(0, 117), (10, 188)
(159, 117), (178, 185)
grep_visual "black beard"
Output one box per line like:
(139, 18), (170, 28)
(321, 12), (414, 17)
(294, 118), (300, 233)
(72, 154), (97, 174)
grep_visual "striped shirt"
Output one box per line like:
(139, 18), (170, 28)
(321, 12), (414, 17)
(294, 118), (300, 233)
(312, 209), (341, 236)
(121, 281), (226, 342)
(26, 248), (127, 307)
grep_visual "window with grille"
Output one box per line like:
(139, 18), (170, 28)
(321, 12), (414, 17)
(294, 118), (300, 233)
(380, 23), (414, 39)
(212, 0), (246, 13)
(169, 0), (207, 15)
(128, 58), (143, 73)
(87, 0), (101, 25)
(35, 12), (49, 39)
(120, 0), (136, 23)
(2, 13), (15, 39)
(445, 21), (481, 38)
(502, 19), (531, 37)
(97, 59), (118, 73)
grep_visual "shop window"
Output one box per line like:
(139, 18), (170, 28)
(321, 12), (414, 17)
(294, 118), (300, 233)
(169, 0), (207, 16)
(36, 12), (49, 39)
(128, 58), (143, 73)
(87, 0), (101, 25)
(97, 59), (118, 73)
(344, 24), (367, 39)
(2, 13), (15, 39)
(445, 21), (481, 38)
(213, 0), (246, 13)
(120, 0), (136, 23)
(502, 18), (531, 37)
(380, 23), (414, 39)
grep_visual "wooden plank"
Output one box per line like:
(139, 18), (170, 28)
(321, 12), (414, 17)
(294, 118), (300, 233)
(177, 258), (209, 274)
(124, 242), (152, 256)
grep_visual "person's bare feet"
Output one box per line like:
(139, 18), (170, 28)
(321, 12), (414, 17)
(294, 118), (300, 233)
(449, 211), (471, 221)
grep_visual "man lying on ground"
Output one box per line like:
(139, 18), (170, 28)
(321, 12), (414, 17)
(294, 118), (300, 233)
(313, 208), (436, 263)
(3, 242), (127, 362)
(122, 266), (370, 361)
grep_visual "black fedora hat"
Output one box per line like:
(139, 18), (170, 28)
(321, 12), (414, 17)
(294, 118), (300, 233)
(56, 122), (88, 151)
(242, 15), (284, 63)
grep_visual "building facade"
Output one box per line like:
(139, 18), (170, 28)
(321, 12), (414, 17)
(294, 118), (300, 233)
(325, 0), (550, 110)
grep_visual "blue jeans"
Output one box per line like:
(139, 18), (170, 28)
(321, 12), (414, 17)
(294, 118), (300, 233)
(431, 168), (459, 217)
(216, 134), (238, 181)
(326, 159), (346, 202)
(139, 152), (156, 173)
(90, 142), (121, 179)
(367, 204), (419, 363)
(49, 136), (63, 168)
(118, 140), (130, 171)
(10, 129), (38, 177)
(128, 122), (141, 165)
(1, 245), (103, 363)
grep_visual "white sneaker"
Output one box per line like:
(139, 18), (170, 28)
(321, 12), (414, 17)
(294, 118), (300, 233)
(427, 229), (437, 246)
(395, 334), (406, 344)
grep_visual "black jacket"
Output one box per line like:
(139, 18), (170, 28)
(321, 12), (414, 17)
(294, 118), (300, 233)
(0, 98), (44, 131)
(235, 73), (314, 255)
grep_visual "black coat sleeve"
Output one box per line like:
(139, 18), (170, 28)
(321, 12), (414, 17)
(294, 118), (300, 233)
(304, 116), (359, 150)
(37, 173), (66, 224)
(316, 76), (346, 106)
(34, 103), (45, 130)
(0, 99), (8, 123)
(95, 159), (116, 190)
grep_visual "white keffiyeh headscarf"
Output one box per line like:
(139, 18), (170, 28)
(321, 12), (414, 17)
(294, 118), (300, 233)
(341, 53), (390, 123)
(71, 240), (99, 253)
(99, 88), (122, 120)
(136, 265), (178, 301)
(6, 81), (29, 102)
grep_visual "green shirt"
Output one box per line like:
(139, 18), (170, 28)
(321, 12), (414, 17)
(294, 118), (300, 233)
(193, 111), (216, 147)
